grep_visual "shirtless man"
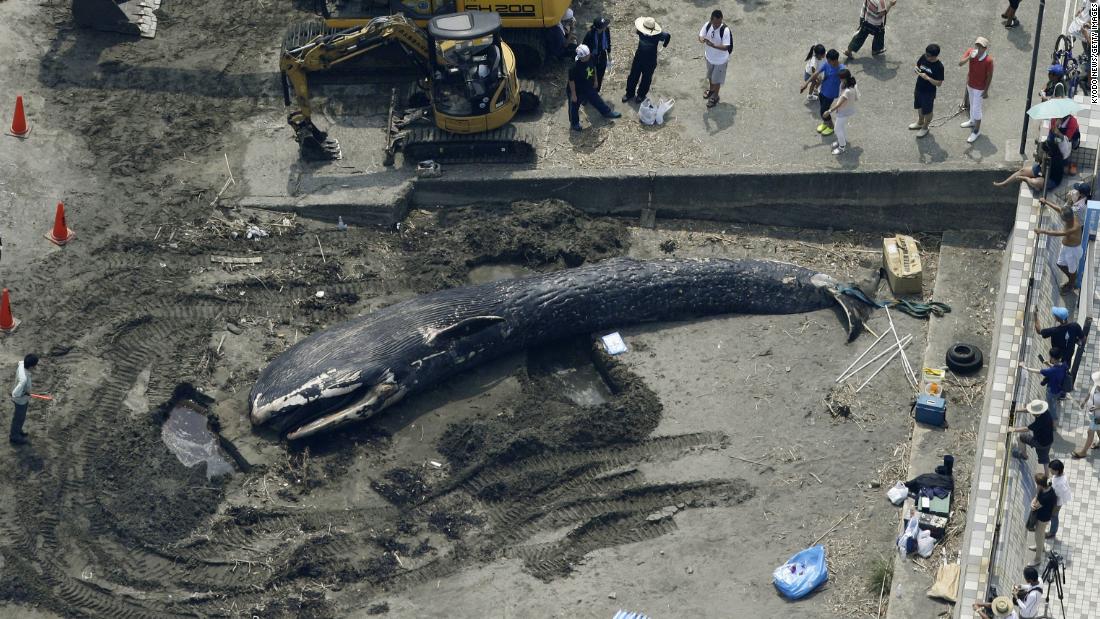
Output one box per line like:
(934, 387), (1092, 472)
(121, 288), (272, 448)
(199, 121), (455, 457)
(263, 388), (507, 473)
(1038, 198), (1084, 294)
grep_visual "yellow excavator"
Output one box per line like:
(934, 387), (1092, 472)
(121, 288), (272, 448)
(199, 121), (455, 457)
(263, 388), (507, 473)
(311, 0), (574, 70)
(281, 12), (539, 164)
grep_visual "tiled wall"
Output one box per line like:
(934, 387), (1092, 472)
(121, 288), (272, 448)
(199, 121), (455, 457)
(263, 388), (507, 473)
(956, 99), (1099, 618)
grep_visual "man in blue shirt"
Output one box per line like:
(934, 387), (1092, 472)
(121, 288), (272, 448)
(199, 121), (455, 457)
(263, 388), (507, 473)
(1020, 349), (1069, 424)
(801, 49), (845, 136)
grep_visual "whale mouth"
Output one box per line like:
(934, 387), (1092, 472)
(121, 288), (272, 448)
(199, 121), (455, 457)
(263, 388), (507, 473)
(251, 370), (403, 440)
(285, 381), (402, 440)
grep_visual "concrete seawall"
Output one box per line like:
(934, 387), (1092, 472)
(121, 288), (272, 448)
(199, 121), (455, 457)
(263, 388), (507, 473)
(244, 167), (1018, 233)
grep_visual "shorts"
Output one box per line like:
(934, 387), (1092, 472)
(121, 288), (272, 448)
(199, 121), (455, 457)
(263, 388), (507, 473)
(706, 61), (728, 85)
(1057, 243), (1084, 273)
(1090, 414), (1100, 432)
(819, 94), (835, 119)
(967, 85), (984, 121)
(914, 90), (936, 115)
(1021, 433), (1052, 464)
(1032, 163), (1043, 177)
(1009, 0), (1021, 8)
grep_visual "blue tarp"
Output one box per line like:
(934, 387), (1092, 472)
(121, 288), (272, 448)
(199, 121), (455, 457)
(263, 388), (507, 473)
(773, 544), (828, 600)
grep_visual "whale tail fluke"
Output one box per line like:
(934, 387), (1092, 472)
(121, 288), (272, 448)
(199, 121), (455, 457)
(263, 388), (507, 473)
(829, 290), (868, 342)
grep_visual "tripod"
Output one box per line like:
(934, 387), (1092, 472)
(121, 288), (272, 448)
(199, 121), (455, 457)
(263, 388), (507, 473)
(1039, 550), (1066, 619)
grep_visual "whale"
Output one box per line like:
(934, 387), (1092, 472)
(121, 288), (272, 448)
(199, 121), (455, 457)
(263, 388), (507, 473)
(249, 257), (865, 440)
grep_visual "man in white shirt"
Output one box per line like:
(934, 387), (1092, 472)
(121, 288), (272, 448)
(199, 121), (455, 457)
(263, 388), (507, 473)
(974, 567), (1042, 619)
(697, 9), (732, 108)
(1046, 459), (1072, 539)
(9, 353), (39, 445)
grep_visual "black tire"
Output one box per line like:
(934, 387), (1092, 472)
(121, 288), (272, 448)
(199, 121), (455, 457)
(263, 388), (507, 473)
(946, 343), (983, 375)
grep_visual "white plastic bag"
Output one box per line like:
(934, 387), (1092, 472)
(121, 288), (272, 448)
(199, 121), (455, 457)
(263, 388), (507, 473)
(654, 98), (674, 124)
(896, 511), (920, 559)
(638, 97), (675, 125)
(916, 530), (935, 557)
(886, 482), (908, 506)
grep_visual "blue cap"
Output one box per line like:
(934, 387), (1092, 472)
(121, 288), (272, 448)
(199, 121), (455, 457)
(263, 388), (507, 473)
(1049, 64), (1065, 76)
(1052, 307), (1070, 320)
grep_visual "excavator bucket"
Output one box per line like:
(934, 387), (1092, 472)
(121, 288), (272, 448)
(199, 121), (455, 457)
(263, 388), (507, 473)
(72, 0), (161, 38)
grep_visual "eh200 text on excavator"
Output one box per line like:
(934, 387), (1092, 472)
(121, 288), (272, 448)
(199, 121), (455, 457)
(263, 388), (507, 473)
(280, 12), (541, 165)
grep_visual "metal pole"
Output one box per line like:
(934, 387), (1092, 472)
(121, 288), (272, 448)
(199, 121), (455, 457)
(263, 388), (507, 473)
(835, 329), (890, 382)
(1020, 0), (1047, 156)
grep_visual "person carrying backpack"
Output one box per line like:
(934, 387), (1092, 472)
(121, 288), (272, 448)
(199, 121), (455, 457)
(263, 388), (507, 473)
(698, 9), (733, 108)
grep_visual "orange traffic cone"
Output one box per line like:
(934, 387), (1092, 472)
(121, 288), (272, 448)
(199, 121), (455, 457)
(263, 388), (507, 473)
(45, 202), (74, 246)
(8, 96), (30, 138)
(0, 288), (19, 334)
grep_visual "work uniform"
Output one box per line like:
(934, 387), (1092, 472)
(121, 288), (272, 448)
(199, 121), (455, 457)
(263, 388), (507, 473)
(625, 30), (672, 101)
(568, 57), (614, 129)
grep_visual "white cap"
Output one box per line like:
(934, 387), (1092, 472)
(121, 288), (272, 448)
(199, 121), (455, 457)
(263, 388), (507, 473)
(562, 8), (574, 21)
(575, 44), (591, 60)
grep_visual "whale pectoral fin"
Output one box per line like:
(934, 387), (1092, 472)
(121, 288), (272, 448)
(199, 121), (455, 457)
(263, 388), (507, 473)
(828, 290), (867, 343)
(426, 315), (505, 345)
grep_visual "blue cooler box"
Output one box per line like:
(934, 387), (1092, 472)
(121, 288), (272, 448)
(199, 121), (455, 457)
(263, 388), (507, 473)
(914, 395), (947, 427)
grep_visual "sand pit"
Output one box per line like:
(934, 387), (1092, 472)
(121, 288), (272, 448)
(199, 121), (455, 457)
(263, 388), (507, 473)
(0, 2), (978, 618)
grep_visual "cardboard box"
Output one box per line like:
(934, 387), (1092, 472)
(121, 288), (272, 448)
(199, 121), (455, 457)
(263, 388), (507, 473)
(882, 235), (923, 295)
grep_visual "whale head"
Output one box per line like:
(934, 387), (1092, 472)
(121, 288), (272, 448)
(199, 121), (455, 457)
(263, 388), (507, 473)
(249, 362), (409, 440)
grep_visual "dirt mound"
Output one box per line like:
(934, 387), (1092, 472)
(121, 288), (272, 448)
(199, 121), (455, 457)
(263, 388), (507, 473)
(398, 200), (628, 291)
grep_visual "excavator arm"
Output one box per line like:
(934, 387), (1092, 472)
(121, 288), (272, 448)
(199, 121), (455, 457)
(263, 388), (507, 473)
(280, 14), (433, 160)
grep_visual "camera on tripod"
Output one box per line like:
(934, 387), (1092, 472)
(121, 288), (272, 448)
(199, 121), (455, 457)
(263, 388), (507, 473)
(1040, 550), (1067, 619)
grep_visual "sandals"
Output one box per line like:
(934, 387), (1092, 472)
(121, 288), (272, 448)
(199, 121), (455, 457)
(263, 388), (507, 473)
(706, 95), (719, 108)
(702, 89), (712, 99)
(1072, 450), (1088, 459)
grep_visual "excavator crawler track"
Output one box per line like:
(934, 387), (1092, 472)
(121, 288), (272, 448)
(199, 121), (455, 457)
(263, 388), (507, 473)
(402, 125), (537, 164)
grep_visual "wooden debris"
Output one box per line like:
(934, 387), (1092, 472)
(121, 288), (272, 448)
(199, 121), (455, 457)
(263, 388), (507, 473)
(211, 255), (263, 265)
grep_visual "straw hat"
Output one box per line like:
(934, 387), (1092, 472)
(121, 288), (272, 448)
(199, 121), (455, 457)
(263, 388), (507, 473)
(974, 36), (990, 48)
(990, 595), (1014, 617)
(635, 16), (663, 35)
(1026, 399), (1049, 415)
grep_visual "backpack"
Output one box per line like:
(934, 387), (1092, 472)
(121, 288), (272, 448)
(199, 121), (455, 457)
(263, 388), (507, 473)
(707, 23), (733, 53)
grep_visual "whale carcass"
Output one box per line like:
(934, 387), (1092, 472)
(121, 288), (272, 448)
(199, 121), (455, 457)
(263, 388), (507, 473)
(250, 258), (864, 440)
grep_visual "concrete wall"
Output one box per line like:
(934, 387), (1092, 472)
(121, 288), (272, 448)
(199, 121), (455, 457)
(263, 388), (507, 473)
(412, 168), (1017, 233)
(987, 203), (1081, 596)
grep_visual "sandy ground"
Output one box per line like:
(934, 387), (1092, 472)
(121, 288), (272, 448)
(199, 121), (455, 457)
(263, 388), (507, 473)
(0, 1), (1006, 618)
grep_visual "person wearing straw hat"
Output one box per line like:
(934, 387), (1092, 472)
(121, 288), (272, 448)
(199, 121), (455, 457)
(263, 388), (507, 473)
(1072, 370), (1100, 457)
(972, 594), (1019, 618)
(623, 16), (672, 104)
(1009, 399), (1054, 474)
(958, 36), (993, 144)
(567, 44), (622, 132)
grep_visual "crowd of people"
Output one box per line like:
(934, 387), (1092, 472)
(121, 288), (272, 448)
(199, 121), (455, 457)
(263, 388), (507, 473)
(552, 0), (1093, 164)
